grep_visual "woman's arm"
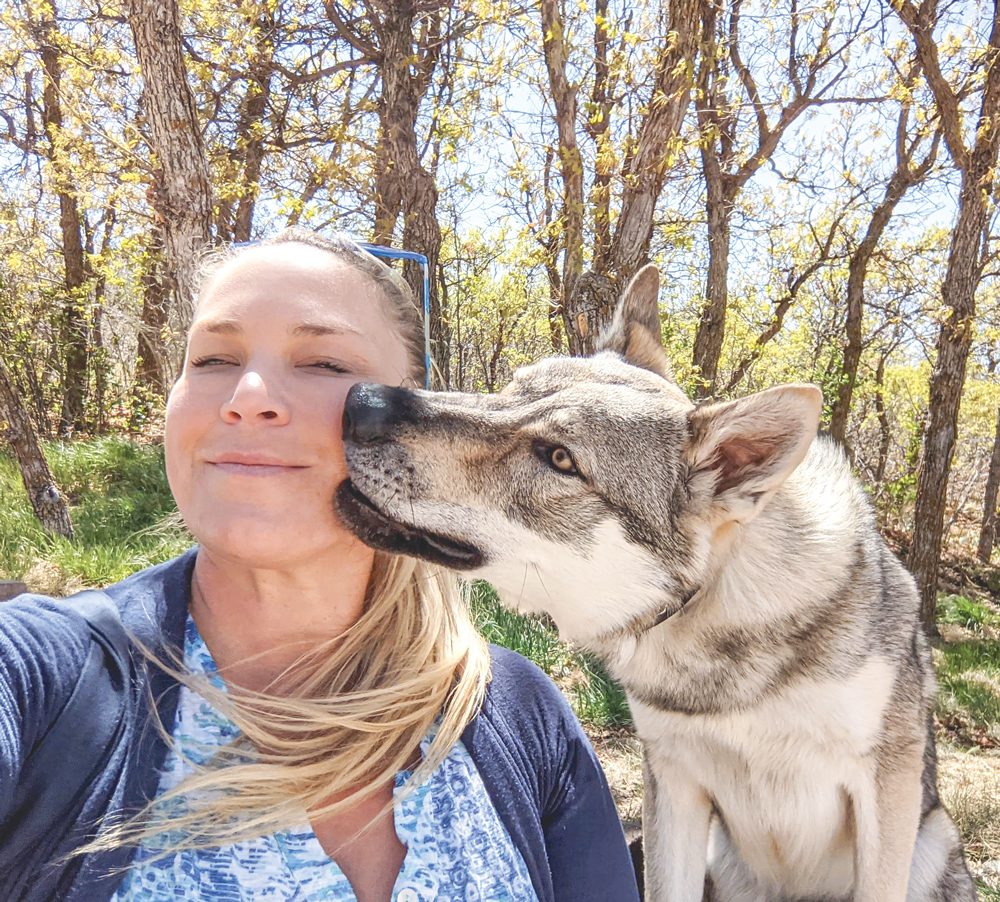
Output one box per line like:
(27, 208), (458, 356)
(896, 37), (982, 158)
(0, 595), (94, 822)
(464, 645), (641, 902)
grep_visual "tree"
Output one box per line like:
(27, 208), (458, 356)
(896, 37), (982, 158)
(979, 405), (1000, 561)
(827, 62), (941, 445)
(721, 211), (845, 394)
(541, 0), (702, 355)
(892, 0), (1000, 630)
(325, 0), (469, 385)
(1, 0), (94, 435)
(127, 0), (214, 378)
(690, 0), (868, 397)
(213, 1), (278, 244)
(0, 354), (73, 539)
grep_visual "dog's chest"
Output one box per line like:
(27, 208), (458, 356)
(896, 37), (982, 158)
(630, 658), (896, 897)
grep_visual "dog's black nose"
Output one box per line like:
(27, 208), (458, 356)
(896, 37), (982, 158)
(343, 383), (420, 443)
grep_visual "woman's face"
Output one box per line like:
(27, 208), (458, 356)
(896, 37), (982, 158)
(165, 244), (412, 568)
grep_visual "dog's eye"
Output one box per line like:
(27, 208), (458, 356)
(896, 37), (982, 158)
(548, 446), (578, 475)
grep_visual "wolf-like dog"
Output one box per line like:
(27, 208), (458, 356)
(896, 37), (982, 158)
(333, 265), (977, 902)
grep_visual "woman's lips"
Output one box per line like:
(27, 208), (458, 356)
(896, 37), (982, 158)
(207, 455), (309, 477)
(209, 462), (305, 477)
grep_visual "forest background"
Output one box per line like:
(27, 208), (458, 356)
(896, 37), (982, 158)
(1, 0), (1000, 637)
(2, 0), (1000, 888)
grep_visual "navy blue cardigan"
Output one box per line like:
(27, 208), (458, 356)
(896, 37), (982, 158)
(0, 548), (639, 902)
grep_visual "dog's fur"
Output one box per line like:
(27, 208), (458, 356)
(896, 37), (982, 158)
(334, 265), (977, 902)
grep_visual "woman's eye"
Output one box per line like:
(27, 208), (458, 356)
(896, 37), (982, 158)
(190, 356), (235, 368)
(305, 361), (351, 374)
(548, 446), (579, 476)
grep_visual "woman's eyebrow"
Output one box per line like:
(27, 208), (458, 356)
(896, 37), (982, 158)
(292, 322), (362, 337)
(192, 320), (362, 337)
(198, 319), (242, 335)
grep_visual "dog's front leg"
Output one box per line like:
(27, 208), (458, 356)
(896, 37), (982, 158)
(642, 751), (713, 902)
(851, 740), (924, 902)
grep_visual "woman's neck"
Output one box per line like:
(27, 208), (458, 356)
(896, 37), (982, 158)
(189, 542), (375, 692)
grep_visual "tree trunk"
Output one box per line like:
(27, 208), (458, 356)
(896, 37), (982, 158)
(978, 406), (1000, 562)
(691, 176), (731, 398)
(828, 186), (902, 446)
(540, 141), (563, 352)
(909, 164), (994, 631)
(874, 352), (892, 486)
(401, 166), (446, 384)
(691, 0), (729, 398)
(127, 0), (213, 375)
(87, 206), (116, 435)
(691, 0), (860, 396)
(33, 3), (89, 436)
(0, 356), (74, 540)
(828, 99), (939, 446)
(135, 218), (170, 399)
(364, 2), (449, 385)
(605, 0), (700, 287)
(897, 0), (1000, 632)
(229, 4), (276, 244)
(544, 258), (564, 352)
(587, 0), (613, 273)
(562, 0), (701, 356)
(540, 0), (585, 311)
(55, 200), (89, 437)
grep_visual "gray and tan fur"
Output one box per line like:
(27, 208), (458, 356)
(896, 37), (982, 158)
(334, 265), (976, 902)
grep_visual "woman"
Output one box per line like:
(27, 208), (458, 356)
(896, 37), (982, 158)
(0, 231), (639, 902)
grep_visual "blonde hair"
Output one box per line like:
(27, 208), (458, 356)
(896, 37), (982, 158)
(97, 230), (489, 853)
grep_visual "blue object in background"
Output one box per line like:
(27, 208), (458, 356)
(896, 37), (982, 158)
(359, 244), (432, 389)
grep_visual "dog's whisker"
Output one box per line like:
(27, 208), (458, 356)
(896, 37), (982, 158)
(531, 562), (552, 600)
(518, 563), (529, 608)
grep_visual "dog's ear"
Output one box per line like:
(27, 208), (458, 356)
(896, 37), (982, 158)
(685, 385), (822, 523)
(596, 264), (673, 379)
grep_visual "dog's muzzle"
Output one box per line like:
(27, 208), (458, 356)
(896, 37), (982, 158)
(334, 479), (486, 571)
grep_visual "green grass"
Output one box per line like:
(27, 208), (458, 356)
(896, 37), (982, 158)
(933, 594), (1000, 747)
(938, 593), (1000, 634)
(934, 638), (1000, 747)
(468, 580), (566, 673)
(0, 438), (191, 589)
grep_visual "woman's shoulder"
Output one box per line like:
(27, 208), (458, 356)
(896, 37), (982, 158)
(102, 546), (197, 647)
(0, 592), (120, 777)
(0, 592), (97, 680)
(463, 645), (638, 902)
(466, 644), (592, 775)
(481, 644), (575, 719)
(0, 547), (197, 692)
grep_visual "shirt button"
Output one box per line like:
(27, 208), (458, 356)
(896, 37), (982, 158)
(398, 890), (419, 902)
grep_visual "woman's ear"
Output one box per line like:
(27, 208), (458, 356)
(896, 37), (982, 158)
(685, 384), (823, 524)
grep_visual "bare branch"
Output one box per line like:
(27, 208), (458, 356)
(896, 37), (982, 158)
(324, 0), (379, 61)
(890, 0), (969, 168)
(728, 0), (767, 145)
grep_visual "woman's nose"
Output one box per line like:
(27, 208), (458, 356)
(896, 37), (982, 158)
(220, 371), (290, 425)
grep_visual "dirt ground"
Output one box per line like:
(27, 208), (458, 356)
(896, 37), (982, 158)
(590, 730), (644, 843)
(590, 730), (1000, 891)
(938, 745), (1000, 889)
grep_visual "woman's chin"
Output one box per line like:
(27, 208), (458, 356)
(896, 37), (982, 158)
(188, 513), (358, 571)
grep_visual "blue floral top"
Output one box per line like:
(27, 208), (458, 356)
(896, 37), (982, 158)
(110, 616), (540, 902)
